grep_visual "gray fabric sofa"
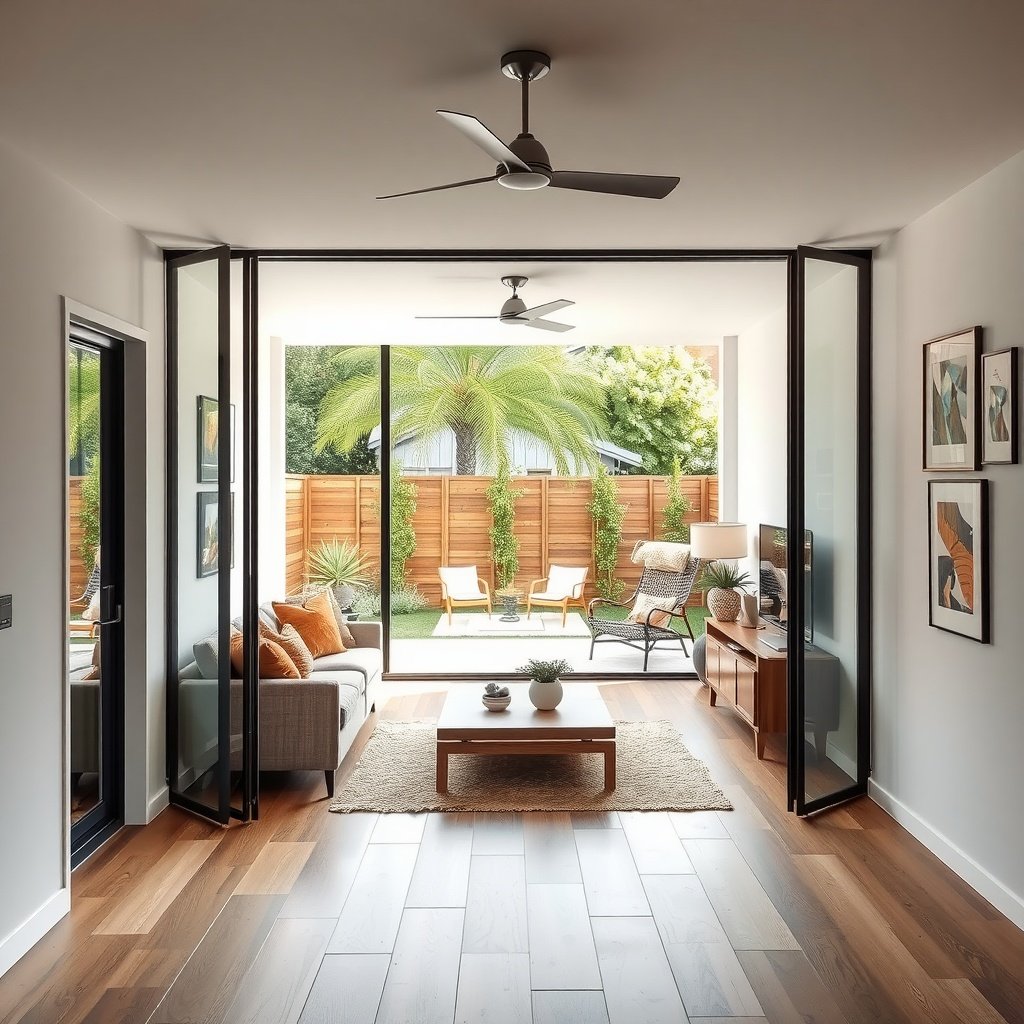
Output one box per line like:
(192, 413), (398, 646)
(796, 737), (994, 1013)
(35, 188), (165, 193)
(177, 616), (381, 797)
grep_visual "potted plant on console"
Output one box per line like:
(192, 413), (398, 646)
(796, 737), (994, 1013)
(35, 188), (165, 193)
(698, 562), (753, 623)
(518, 657), (572, 710)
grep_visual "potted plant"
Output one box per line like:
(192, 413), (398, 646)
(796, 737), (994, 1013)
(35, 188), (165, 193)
(697, 562), (753, 623)
(307, 538), (373, 610)
(517, 657), (573, 710)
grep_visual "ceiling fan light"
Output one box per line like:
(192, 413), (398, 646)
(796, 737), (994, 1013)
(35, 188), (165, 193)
(498, 170), (550, 191)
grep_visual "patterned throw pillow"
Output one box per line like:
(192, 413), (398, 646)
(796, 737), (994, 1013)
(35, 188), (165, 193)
(273, 590), (346, 659)
(228, 628), (300, 680)
(258, 620), (314, 678)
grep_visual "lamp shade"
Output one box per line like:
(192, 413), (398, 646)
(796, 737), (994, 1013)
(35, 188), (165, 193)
(690, 522), (748, 560)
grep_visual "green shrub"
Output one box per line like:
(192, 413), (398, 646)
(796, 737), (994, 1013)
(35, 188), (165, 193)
(487, 466), (526, 589)
(588, 466), (627, 602)
(388, 463), (417, 590)
(391, 585), (428, 615)
(351, 587), (382, 618)
(516, 657), (573, 682)
(661, 456), (692, 543)
(79, 455), (100, 570)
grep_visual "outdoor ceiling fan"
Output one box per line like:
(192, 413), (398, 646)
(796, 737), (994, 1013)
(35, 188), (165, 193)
(377, 49), (679, 201)
(416, 275), (575, 332)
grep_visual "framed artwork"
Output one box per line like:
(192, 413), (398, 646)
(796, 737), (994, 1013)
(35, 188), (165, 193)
(196, 395), (236, 483)
(197, 492), (235, 578)
(928, 479), (989, 643)
(922, 327), (981, 471)
(981, 347), (1018, 465)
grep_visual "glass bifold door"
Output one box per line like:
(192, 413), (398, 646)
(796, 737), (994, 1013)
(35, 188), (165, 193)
(167, 247), (258, 823)
(787, 246), (871, 816)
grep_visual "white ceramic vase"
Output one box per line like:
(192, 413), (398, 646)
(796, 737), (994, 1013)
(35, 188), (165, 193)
(529, 679), (563, 710)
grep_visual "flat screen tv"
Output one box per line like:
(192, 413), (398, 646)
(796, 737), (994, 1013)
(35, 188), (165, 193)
(758, 524), (813, 643)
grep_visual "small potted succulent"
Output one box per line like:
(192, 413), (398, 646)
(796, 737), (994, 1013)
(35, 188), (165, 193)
(698, 562), (753, 622)
(517, 657), (572, 710)
(482, 682), (511, 712)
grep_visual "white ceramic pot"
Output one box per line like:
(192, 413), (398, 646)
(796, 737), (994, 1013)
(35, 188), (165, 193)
(529, 679), (563, 710)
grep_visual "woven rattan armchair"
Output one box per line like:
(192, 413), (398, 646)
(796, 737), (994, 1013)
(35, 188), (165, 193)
(587, 558), (701, 670)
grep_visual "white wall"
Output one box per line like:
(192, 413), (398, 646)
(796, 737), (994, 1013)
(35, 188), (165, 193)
(736, 304), (788, 576)
(872, 147), (1024, 928)
(0, 140), (165, 975)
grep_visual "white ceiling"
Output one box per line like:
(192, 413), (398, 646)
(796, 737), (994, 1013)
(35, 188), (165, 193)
(257, 260), (787, 347)
(2, 0), (1024, 250)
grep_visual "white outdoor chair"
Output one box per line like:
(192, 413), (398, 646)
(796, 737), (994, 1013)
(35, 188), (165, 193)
(438, 565), (492, 625)
(527, 565), (589, 627)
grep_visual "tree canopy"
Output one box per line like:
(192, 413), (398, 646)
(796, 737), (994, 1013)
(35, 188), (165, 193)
(316, 345), (609, 476)
(285, 346), (377, 474)
(586, 346), (718, 475)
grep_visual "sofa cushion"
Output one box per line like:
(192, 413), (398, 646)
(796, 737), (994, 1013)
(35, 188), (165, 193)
(309, 669), (366, 703)
(334, 679), (363, 730)
(193, 632), (219, 679)
(273, 591), (346, 659)
(312, 647), (381, 686)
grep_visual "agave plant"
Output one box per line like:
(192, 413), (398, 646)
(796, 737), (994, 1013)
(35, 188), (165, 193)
(307, 539), (373, 604)
(697, 561), (753, 592)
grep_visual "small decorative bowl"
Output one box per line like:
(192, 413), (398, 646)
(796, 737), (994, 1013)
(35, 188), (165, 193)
(482, 694), (511, 712)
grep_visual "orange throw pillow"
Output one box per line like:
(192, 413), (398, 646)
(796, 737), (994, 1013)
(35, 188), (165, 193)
(273, 590), (346, 659)
(259, 620), (314, 678)
(229, 629), (300, 680)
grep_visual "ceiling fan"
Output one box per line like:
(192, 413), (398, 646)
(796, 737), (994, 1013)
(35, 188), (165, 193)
(377, 49), (679, 201)
(416, 275), (575, 332)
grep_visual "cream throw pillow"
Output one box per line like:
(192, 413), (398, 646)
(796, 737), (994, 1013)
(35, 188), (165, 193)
(628, 593), (674, 628)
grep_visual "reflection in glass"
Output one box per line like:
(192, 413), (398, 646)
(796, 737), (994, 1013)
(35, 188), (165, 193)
(69, 344), (103, 824)
(802, 259), (859, 804)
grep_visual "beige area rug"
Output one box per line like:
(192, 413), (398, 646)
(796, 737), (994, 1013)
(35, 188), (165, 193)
(330, 720), (732, 813)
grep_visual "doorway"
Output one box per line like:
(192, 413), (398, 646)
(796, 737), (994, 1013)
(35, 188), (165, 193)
(67, 330), (125, 867)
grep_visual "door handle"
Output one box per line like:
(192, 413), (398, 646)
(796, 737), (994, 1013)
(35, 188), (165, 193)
(97, 584), (122, 627)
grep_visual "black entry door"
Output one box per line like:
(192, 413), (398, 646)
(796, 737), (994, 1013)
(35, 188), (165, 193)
(788, 246), (872, 815)
(69, 332), (125, 866)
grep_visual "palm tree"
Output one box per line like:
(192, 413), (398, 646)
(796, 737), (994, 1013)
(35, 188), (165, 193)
(316, 346), (609, 475)
(68, 347), (100, 465)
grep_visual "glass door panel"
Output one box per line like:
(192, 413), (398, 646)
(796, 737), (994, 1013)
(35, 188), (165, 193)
(168, 247), (235, 823)
(791, 246), (870, 815)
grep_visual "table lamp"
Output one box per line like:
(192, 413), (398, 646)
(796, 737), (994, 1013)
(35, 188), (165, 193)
(689, 522), (752, 623)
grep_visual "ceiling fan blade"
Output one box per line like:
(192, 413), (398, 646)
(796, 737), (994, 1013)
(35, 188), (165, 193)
(436, 110), (531, 172)
(517, 317), (575, 333)
(414, 316), (496, 320)
(548, 170), (679, 199)
(376, 175), (497, 200)
(517, 299), (574, 321)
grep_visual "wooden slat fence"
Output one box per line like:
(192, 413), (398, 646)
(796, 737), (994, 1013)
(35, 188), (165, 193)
(286, 473), (717, 607)
(69, 476), (87, 607)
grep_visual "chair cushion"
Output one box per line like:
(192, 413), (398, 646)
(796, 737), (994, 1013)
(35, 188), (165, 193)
(628, 593), (674, 628)
(274, 591), (346, 658)
(545, 565), (587, 599)
(312, 647), (381, 688)
(631, 540), (690, 572)
(439, 566), (484, 599)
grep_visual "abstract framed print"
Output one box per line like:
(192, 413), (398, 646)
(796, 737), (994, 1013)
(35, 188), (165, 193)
(928, 479), (990, 643)
(923, 327), (981, 471)
(197, 492), (235, 578)
(981, 347), (1018, 465)
(196, 395), (236, 483)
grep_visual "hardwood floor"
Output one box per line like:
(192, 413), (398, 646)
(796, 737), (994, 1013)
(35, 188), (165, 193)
(2, 678), (1023, 1024)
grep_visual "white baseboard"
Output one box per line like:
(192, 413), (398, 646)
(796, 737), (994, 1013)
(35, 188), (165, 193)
(0, 888), (70, 979)
(147, 785), (169, 823)
(868, 779), (1024, 931)
(824, 738), (858, 781)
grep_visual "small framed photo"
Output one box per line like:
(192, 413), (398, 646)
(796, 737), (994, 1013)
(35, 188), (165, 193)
(197, 492), (235, 578)
(981, 347), (1018, 465)
(928, 479), (989, 643)
(922, 327), (981, 471)
(197, 395), (236, 483)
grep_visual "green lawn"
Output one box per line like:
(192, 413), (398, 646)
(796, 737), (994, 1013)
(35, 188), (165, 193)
(377, 605), (709, 641)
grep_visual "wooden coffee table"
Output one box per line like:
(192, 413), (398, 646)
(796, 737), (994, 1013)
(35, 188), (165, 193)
(435, 682), (616, 793)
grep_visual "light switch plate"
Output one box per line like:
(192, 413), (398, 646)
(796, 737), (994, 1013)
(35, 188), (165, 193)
(0, 594), (11, 630)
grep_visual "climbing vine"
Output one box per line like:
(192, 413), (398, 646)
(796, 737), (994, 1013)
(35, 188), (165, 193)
(661, 456), (692, 543)
(588, 466), (628, 602)
(388, 463), (418, 591)
(487, 466), (526, 589)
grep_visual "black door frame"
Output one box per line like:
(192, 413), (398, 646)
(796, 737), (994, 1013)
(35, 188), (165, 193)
(787, 246), (873, 816)
(162, 248), (872, 801)
(68, 327), (126, 868)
